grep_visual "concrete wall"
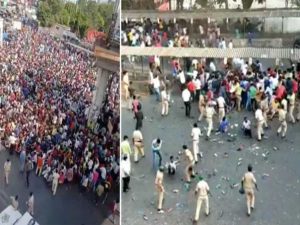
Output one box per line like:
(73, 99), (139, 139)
(232, 38), (283, 48)
(264, 17), (300, 33)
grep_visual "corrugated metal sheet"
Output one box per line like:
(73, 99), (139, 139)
(122, 9), (300, 20)
(121, 46), (300, 59)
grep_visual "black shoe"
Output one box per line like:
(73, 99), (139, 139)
(247, 212), (251, 217)
(277, 132), (279, 136)
(134, 161), (139, 163)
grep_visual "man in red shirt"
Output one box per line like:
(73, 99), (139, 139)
(187, 79), (196, 102)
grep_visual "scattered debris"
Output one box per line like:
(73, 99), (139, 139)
(273, 147), (279, 151)
(173, 189), (179, 193)
(199, 152), (203, 158)
(218, 210), (224, 218)
(221, 190), (226, 195)
(230, 183), (239, 189)
(167, 208), (173, 213)
(216, 184), (221, 189)
(214, 153), (218, 157)
(262, 173), (270, 179)
(143, 215), (148, 221)
(223, 152), (229, 158)
(212, 169), (218, 176)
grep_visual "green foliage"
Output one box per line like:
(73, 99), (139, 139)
(37, 0), (114, 38)
(195, 0), (208, 7)
(242, 0), (254, 9)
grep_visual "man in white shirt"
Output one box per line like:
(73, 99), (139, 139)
(194, 77), (201, 101)
(182, 86), (191, 117)
(242, 117), (252, 138)
(191, 123), (202, 163)
(4, 159), (11, 185)
(52, 169), (60, 196)
(255, 107), (264, 141)
(177, 70), (186, 90)
(194, 176), (210, 222)
(228, 40), (233, 49)
(121, 155), (131, 192)
(217, 95), (226, 122)
(209, 61), (216, 72)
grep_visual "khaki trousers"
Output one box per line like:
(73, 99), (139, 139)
(185, 161), (195, 182)
(277, 120), (287, 137)
(161, 100), (169, 115)
(245, 189), (255, 214)
(134, 142), (144, 162)
(236, 95), (241, 111)
(198, 106), (205, 121)
(263, 111), (268, 128)
(156, 185), (164, 210)
(206, 118), (213, 137)
(218, 108), (225, 122)
(257, 120), (264, 140)
(195, 195), (209, 221)
(124, 84), (129, 100)
(289, 105), (295, 123)
(193, 140), (199, 162)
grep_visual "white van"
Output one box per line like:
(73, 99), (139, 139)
(0, 205), (22, 225)
(14, 212), (39, 225)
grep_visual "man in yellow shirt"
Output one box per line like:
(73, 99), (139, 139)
(121, 135), (132, 159)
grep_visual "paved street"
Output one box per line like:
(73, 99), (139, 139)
(121, 86), (300, 225)
(0, 148), (118, 225)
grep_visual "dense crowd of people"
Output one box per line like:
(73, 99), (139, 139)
(122, 54), (300, 221)
(0, 24), (120, 201)
(121, 18), (259, 48)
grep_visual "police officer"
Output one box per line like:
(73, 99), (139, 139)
(183, 145), (195, 183)
(198, 93), (206, 121)
(132, 129), (145, 163)
(194, 176), (210, 223)
(241, 164), (258, 216)
(277, 104), (287, 138)
(255, 106), (264, 141)
(287, 92), (296, 124)
(217, 95), (226, 122)
(205, 104), (216, 139)
(161, 86), (169, 116)
(260, 94), (269, 128)
(191, 123), (202, 163)
(155, 166), (165, 213)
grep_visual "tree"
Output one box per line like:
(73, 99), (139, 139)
(37, 0), (113, 39)
(241, 0), (254, 9)
(195, 0), (208, 8)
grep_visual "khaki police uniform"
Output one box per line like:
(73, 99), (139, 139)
(242, 172), (257, 215)
(255, 109), (264, 141)
(194, 180), (210, 221)
(184, 149), (195, 182)
(205, 106), (215, 137)
(198, 95), (206, 121)
(132, 130), (145, 162)
(161, 90), (169, 116)
(288, 93), (295, 123)
(277, 108), (287, 137)
(191, 127), (201, 162)
(155, 170), (164, 210)
(217, 96), (225, 122)
(260, 98), (269, 128)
